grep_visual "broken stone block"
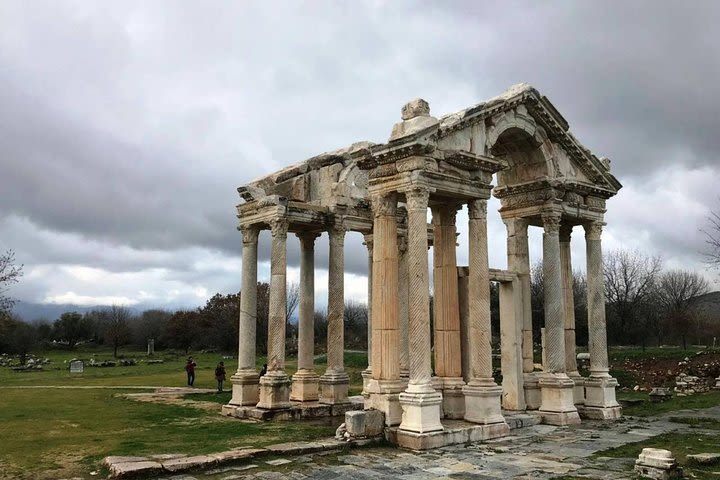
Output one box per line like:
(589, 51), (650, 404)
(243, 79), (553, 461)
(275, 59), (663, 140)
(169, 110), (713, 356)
(649, 387), (672, 402)
(345, 410), (366, 436)
(364, 409), (385, 436)
(687, 453), (720, 465)
(108, 461), (163, 478)
(634, 448), (682, 479)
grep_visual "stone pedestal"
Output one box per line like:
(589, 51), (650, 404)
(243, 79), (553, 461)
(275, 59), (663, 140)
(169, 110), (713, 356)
(290, 370), (319, 402)
(438, 377), (465, 419)
(635, 448), (682, 479)
(257, 372), (291, 410)
(399, 389), (444, 434)
(365, 379), (405, 426)
(538, 373), (581, 426)
(569, 372), (586, 405)
(229, 370), (260, 406)
(319, 371), (350, 405)
(523, 373), (542, 410)
(583, 375), (622, 420)
(462, 381), (508, 427)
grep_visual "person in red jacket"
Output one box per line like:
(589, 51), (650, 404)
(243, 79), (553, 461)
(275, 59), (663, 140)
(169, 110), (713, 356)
(184, 357), (196, 386)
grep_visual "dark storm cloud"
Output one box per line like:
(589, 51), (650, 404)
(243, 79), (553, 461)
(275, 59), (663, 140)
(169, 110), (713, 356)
(0, 0), (718, 306)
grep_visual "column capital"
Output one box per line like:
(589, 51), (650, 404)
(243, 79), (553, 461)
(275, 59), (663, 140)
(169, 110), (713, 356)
(559, 224), (573, 242)
(362, 234), (374, 252)
(371, 192), (397, 218)
(430, 204), (461, 226)
(404, 186), (430, 211)
(328, 219), (346, 240)
(269, 218), (289, 239)
(541, 212), (562, 235)
(468, 199), (488, 220)
(295, 231), (321, 248)
(584, 221), (604, 241)
(241, 226), (260, 245)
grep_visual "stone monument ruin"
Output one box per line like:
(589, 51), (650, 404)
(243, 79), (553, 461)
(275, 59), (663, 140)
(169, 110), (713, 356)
(223, 83), (623, 449)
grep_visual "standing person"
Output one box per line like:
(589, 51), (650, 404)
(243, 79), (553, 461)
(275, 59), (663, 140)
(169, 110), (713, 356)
(215, 361), (227, 393)
(185, 357), (196, 387)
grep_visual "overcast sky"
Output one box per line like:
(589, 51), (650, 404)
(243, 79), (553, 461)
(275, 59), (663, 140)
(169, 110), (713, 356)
(1, 1), (719, 315)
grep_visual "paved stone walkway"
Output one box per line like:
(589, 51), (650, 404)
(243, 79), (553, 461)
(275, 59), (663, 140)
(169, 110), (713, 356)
(146, 406), (720, 480)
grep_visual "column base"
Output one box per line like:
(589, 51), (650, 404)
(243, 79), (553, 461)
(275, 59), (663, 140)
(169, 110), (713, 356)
(462, 380), (506, 425)
(319, 370), (350, 405)
(257, 371), (291, 410)
(538, 373), (581, 426)
(437, 377), (466, 419)
(228, 369), (260, 406)
(523, 372), (542, 410)
(568, 371), (586, 406)
(582, 375), (621, 420)
(399, 390), (443, 434)
(364, 378), (405, 426)
(290, 369), (319, 402)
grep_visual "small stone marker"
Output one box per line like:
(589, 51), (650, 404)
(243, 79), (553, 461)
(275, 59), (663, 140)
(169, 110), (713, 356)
(649, 387), (672, 402)
(147, 339), (155, 356)
(69, 360), (84, 374)
(634, 448), (682, 479)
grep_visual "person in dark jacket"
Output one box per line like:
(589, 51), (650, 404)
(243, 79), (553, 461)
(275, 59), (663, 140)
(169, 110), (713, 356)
(215, 361), (227, 393)
(185, 357), (196, 386)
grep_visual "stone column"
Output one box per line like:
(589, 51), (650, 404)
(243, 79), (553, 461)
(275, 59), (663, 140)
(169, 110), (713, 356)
(499, 277), (525, 411)
(398, 186), (442, 434)
(229, 226), (260, 407)
(504, 217), (538, 408)
(365, 193), (405, 426)
(462, 199), (507, 435)
(257, 218), (291, 410)
(319, 221), (350, 404)
(538, 212), (580, 425)
(361, 235), (373, 393)
(560, 225), (584, 405)
(291, 232), (320, 402)
(583, 221), (621, 420)
(431, 204), (465, 419)
(398, 234), (410, 380)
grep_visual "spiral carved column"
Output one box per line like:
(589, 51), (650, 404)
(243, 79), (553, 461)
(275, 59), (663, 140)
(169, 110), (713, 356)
(462, 199), (507, 430)
(398, 186), (442, 434)
(582, 221), (621, 420)
(257, 218), (292, 410)
(537, 211), (580, 425)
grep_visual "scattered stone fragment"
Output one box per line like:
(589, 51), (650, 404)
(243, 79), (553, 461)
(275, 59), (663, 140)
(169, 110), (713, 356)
(634, 448), (682, 479)
(687, 453), (720, 465)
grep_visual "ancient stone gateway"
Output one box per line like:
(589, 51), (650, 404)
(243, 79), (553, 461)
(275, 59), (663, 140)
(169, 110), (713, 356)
(224, 83), (623, 449)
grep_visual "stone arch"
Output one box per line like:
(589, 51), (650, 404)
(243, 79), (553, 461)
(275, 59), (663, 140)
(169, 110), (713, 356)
(337, 162), (369, 201)
(487, 111), (554, 187)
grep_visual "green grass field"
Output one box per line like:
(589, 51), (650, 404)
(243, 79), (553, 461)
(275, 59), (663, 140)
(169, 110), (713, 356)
(0, 346), (365, 479)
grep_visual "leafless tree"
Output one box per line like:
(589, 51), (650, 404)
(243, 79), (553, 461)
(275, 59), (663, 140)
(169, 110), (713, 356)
(102, 305), (132, 358)
(656, 269), (710, 349)
(603, 249), (663, 345)
(0, 250), (23, 317)
(703, 202), (720, 269)
(285, 281), (300, 323)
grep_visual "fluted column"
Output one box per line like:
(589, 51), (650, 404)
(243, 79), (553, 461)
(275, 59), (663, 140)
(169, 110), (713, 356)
(398, 186), (442, 433)
(463, 199), (506, 429)
(365, 193), (404, 426)
(291, 231), (320, 402)
(431, 204), (465, 418)
(537, 211), (579, 425)
(229, 226), (260, 406)
(257, 218), (291, 410)
(583, 221), (621, 419)
(319, 221), (350, 404)
(560, 225), (584, 405)
(361, 235), (373, 393)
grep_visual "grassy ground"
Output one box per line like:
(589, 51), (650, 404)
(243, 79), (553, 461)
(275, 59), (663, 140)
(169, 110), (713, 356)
(0, 346), (366, 480)
(597, 432), (720, 480)
(616, 390), (720, 417)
